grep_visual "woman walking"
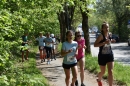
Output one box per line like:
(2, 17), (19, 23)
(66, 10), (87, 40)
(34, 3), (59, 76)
(44, 32), (53, 64)
(21, 32), (29, 62)
(74, 31), (86, 86)
(94, 22), (116, 86)
(35, 32), (46, 63)
(61, 30), (78, 86)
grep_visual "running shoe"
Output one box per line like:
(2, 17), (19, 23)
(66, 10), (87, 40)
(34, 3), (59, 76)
(54, 56), (56, 60)
(43, 59), (45, 62)
(48, 60), (51, 64)
(81, 83), (85, 86)
(75, 80), (78, 86)
(41, 60), (43, 63)
(97, 79), (102, 86)
(47, 61), (49, 65)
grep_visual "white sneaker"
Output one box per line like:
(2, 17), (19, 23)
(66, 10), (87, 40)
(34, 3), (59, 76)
(48, 60), (51, 64)
(47, 61), (49, 65)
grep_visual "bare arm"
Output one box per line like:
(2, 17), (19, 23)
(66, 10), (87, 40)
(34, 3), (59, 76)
(94, 34), (106, 47)
(111, 39), (116, 43)
(75, 47), (78, 57)
(61, 49), (72, 57)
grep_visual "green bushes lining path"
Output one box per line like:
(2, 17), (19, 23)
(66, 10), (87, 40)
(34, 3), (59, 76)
(85, 55), (130, 86)
(0, 46), (49, 86)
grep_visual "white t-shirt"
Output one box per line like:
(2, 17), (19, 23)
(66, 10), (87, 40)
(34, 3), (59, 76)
(36, 36), (46, 46)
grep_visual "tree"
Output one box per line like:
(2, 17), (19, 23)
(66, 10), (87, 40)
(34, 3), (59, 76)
(56, 0), (96, 54)
(79, 0), (95, 54)
(95, 0), (130, 41)
(57, 1), (75, 42)
(112, 0), (130, 41)
(0, 0), (60, 85)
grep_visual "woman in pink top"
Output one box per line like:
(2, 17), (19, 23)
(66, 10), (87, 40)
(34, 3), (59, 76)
(74, 31), (86, 86)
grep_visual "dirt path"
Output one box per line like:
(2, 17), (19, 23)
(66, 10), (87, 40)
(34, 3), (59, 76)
(36, 52), (119, 86)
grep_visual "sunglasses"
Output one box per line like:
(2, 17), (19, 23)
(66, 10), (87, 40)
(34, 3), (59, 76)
(77, 35), (82, 37)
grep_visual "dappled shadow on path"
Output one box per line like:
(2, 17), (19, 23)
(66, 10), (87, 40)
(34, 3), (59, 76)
(36, 50), (64, 83)
(37, 63), (64, 82)
(41, 67), (63, 82)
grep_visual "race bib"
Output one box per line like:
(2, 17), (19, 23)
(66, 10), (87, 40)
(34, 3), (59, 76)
(46, 43), (52, 47)
(67, 55), (75, 62)
(102, 45), (111, 54)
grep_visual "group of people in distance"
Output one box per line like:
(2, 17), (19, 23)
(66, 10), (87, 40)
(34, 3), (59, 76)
(21, 32), (56, 65)
(61, 22), (115, 86)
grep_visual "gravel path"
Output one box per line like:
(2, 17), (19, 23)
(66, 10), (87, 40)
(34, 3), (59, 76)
(35, 52), (119, 86)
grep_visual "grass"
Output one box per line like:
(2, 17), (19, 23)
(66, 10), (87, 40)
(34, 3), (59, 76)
(57, 42), (62, 52)
(11, 46), (49, 86)
(85, 54), (130, 86)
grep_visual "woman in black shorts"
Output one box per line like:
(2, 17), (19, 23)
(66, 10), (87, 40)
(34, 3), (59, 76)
(61, 30), (78, 86)
(94, 22), (116, 86)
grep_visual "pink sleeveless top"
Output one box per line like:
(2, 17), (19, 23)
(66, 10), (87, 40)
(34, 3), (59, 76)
(76, 38), (85, 60)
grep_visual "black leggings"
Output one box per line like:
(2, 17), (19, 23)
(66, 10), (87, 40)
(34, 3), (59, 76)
(45, 46), (52, 58)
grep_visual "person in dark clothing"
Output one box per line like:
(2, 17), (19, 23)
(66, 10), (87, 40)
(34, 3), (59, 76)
(44, 32), (54, 64)
(21, 32), (29, 62)
(94, 22), (116, 86)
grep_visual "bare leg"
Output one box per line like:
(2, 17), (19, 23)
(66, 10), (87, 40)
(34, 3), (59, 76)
(107, 62), (114, 86)
(64, 69), (70, 86)
(22, 51), (24, 62)
(43, 49), (46, 62)
(98, 65), (106, 81)
(79, 58), (85, 84)
(25, 50), (29, 60)
(71, 65), (78, 86)
(52, 49), (56, 60)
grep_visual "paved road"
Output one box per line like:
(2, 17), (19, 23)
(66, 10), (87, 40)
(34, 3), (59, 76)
(90, 34), (130, 65)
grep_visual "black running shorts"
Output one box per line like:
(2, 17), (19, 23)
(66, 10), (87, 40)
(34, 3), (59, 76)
(98, 54), (114, 66)
(62, 63), (77, 69)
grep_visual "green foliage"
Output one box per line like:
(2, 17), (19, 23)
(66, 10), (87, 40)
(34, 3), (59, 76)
(114, 62), (130, 85)
(0, 0), (60, 86)
(85, 55), (100, 74)
(0, 46), (49, 86)
(94, 0), (130, 41)
(57, 43), (62, 52)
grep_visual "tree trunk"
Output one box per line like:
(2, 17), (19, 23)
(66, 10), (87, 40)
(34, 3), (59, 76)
(57, 12), (66, 43)
(80, 10), (91, 54)
(57, 3), (75, 42)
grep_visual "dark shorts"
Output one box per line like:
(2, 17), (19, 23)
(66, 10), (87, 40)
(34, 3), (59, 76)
(98, 54), (114, 66)
(62, 63), (77, 69)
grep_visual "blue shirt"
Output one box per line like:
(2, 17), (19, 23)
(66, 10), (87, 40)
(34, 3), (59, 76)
(62, 41), (78, 64)
(44, 37), (53, 47)
(36, 36), (46, 46)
